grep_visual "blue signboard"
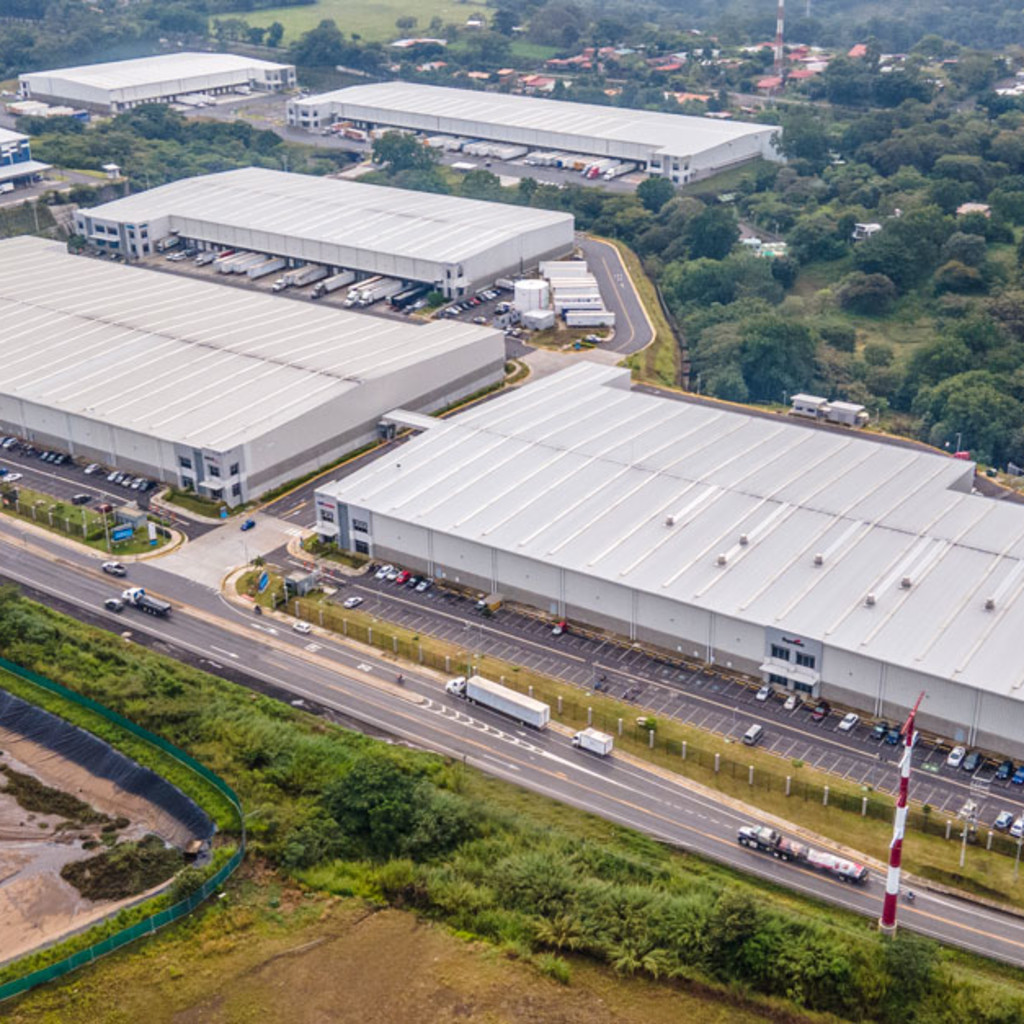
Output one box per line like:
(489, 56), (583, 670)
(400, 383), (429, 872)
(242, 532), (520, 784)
(112, 526), (134, 542)
(257, 571), (270, 593)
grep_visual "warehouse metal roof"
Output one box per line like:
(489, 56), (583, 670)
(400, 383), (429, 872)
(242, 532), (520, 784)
(82, 167), (573, 265)
(0, 160), (51, 183)
(0, 237), (497, 451)
(322, 362), (1024, 698)
(295, 81), (779, 158)
(20, 52), (292, 92)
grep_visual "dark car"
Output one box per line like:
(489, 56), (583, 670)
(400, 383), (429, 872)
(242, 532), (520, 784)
(95, 502), (113, 514)
(406, 575), (422, 589)
(1013, 766), (1024, 786)
(240, 518), (256, 531)
(996, 759), (1015, 781)
(103, 597), (124, 613)
(961, 750), (984, 773)
(71, 493), (91, 505)
(810, 702), (830, 722)
(872, 721), (889, 741)
(885, 727), (902, 745)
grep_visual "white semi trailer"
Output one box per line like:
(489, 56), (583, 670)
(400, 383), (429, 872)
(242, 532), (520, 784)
(247, 256), (287, 280)
(311, 269), (356, 299)
(445, 675), (550, 730)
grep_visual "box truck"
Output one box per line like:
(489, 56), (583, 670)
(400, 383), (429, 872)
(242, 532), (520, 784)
(247, 256), (287, 280)
(445, 675), (550, 730)
(572, 728), (614, 756)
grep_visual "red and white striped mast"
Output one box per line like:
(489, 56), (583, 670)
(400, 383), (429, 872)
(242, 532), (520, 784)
(879, 691), (925, 935)
(773, 0), (785, 73)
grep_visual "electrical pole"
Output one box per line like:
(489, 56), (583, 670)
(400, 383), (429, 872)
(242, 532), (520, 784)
(879, 691), (925, 935)
(774, 0), (785, 73)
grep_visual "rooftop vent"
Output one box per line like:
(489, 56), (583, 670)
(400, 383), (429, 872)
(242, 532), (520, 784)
(900, 576), (912, 589)
(813, 553), (824, 566)
(739, 533), (749, 546)
(985, 597), (996, 611)
(865, 592), (876, 607)
(665, 515), (676, 527)
(716, 552), (728, 566)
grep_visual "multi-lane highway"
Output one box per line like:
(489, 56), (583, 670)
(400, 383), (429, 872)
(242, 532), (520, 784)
(2, 520), (1024, 964)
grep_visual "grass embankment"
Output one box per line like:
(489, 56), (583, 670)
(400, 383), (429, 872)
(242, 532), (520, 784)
(593, 234), (682, 387)
(61, 835), (183, 901)
(0, 483), (168, 554)
(2, 585), (1024, 1022)
(261, 574), (1024, 906)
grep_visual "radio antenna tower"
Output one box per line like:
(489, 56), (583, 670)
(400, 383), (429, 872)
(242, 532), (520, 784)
(879, 691), (925, 935)
(774, 0), (785, 72)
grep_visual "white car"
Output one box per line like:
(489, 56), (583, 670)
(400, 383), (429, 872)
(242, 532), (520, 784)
(947, 745), (967, 768)
(783, 694), (799, 711)
(342, 596), (363, 609)
(838, 712), (860, 732)
(292, 621), (312, 634)
(374, 564), (393, 580)
(385, 568), (400, 581)
(4, 472), (21, 483)
(84, 463), (101, 474)
(1012, 815), (1024, 839)
(755, 684), (773, 702)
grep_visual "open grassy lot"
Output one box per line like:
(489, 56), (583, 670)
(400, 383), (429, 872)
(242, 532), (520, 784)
(3, 871), (777, 1024)
(239, 0), (490, 44)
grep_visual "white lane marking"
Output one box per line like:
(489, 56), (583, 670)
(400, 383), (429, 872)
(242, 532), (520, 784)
(210, 646), (238, 660)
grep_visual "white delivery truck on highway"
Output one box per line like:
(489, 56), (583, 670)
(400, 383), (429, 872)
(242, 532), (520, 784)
(445, 675), (550, 730)
(572, 728), (614, 756)
(310, 269), (356, 299)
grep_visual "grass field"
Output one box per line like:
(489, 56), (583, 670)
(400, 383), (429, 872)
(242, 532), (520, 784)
(239, 0), (490, 44)
(3, 872), (777, 1024)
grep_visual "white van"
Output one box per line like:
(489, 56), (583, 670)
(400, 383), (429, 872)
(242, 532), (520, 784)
(742, 724), (764, 746)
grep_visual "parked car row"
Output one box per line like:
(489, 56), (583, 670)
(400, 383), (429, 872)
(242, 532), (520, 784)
(1, 438), (156, 495)
(371, 562), (435, 593)
(440, 287), (505, 318)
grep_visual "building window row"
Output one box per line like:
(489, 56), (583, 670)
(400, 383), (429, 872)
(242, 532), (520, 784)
(352, 518), (369, 533)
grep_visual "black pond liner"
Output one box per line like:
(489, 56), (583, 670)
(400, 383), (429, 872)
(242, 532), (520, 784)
(0, 687), (213, 841)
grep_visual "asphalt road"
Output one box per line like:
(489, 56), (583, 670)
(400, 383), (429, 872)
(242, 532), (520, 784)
(577, 234), (654, 355)
(274, 561), (1024, 831)
(3, 520), (1024, 965)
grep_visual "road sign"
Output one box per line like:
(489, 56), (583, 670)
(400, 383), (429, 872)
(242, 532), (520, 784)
(112, 526), (134, 542)
(257, 571), (270, 593)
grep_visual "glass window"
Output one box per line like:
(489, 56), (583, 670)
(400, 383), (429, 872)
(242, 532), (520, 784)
(231, 483), (241, 496)
(178, 456), (192, 469)
(769, 674), (788, 686)
(209, 488), (223, 500)
(795, 652), (816, 669)
(208, 465), (221, 478)
(229, 462), (239, 476)
(354, 540), (370, 555)
(770, 644), (790, 661)
(794, 681), (815, 695)
(181, 476), (193, 489)
(319, 508), (335, 524)
(352, 518), (369, 533)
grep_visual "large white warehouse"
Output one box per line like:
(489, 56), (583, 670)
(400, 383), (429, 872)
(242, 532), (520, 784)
(315, 362), (1024, 756)
(0, 237), (504, 505)
(19, 52), (296, 114)
(76, 167), (574, 298)
(288, 82), (782, 184)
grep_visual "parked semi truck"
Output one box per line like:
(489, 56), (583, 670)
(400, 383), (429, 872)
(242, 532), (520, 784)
(445, 675), (550, 730)
(736, 825), (869, 883)
(229, 252), (266, 275)
(390, 283), (429, 309)
(273, 265), (327, 291)
(344, 275), (381, 306)
(217, 252), (251, 273)
(247, 256), (287, 280)
(155, 235), (180, 252)
(572, 728), (614, 756)
(310, 269), (356, 299)
(121, 587), (172, 618)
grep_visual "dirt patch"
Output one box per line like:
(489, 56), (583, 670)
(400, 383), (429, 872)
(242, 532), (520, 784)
(0, 727), (198, 966)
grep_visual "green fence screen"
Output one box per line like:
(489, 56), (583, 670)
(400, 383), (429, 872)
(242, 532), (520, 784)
(0, 655), (245, 1002)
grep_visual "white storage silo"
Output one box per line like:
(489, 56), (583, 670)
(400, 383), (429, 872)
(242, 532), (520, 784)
(514, 278), (549, 312)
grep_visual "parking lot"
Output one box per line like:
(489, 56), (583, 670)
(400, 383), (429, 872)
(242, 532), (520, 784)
(0, 440), (213, 538)
(280, 558), (1024, 832)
